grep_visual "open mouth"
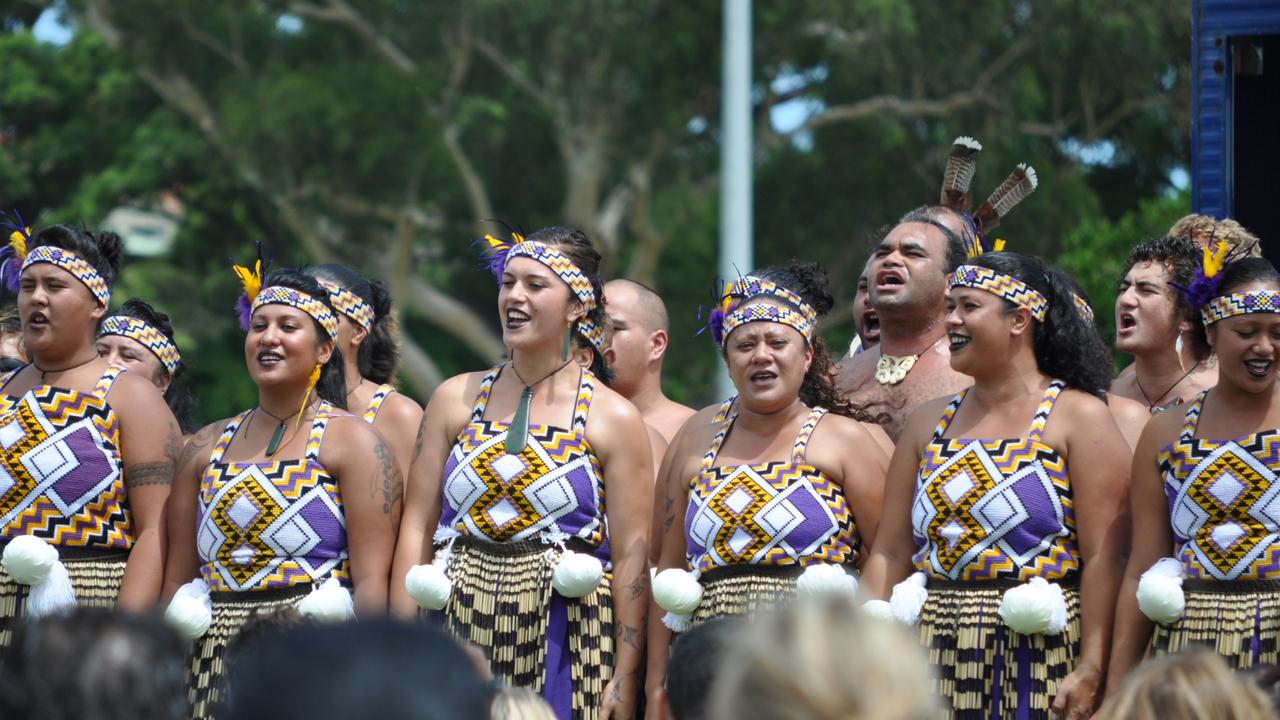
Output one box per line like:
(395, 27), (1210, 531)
(1245, 358), (1273, 378)
(749, 369), (778, 385)
(861, 310), (881, 341)
(948, 332), (971, 352)
(27, 311), (48, 328)
(256, 350), (284, 367)
(875, 269), (905, 292)
(1117, 313), (1137, 333)
(505, 308), (530, 330)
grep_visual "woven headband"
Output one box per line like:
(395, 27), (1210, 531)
(1202, 290), (1280, 325)
(721, 302), (816, 346)
(317, 278), (374, 331)
(21, 246), (110, 306)
(251, 286), (339, 339)
(506, 241), (596, 310)
(720, 275), (817, 324)
(1073, 293), (1094, 323)
(98, 316), (182, 373)
(576, 317), (606, 355)
(949, 265), (1049, 322)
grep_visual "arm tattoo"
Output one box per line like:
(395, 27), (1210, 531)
(410, 418), (427, 465)
(618, 624), (640, 650)
(623, 574), (648, 601)
(162, 423), (182, 468)
(175, 425), (218, 476)
(370, 439), (404, 535)
(125, 461), (173, 488)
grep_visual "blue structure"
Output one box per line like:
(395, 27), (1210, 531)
(1192, 1), (1280, 252)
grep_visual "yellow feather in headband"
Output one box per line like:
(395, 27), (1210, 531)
(993, 238), (1007, 252)
(232, 259), (264, 303)
(1203, 239), (1229, 279)
(8, 229), (29, 260)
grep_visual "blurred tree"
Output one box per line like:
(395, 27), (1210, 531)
(0, 0), (1192, 416)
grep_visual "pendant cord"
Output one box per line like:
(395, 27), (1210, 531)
(508, 357), (575, 392)
(1136, 362), (1199, 411)
(34, 352), (101, 383)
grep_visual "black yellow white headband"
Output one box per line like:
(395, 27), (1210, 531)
(950, 264), (1048, 321)
(1202, 290), (1280, 325)
(720, 302), (816, 346)
(485, 235), (596, 311)
(98, 316), (182, 374)
(317, 279), (374, 331)
(21, 246), (111, 306)
(251, 286), (340, 340)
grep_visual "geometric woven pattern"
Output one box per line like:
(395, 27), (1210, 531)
(98, 315), (182, 373)
(317, 278), (375, 330)
(360, 384), (395, 424)
(0, 366), (133, 549)
(22, 245), (111, 306)
(1202, 290), (1280, 325)
(196, 402), (348, 592)
(1160, 391), (1280, 580)
(949, 265), (1049, 321)
(912, 381), (1080, 582)
(684, 398), (859, 574)
(507, 242), (597, 310)
(720, 275), (818, 324)
(251, 286), (339, 340)
(721, 303), (816, 345)
(435, 366), (606, 548)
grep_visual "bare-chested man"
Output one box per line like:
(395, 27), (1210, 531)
(836, 211), (971, 440)
(603, 279), (696, 444)
(1111, 236), (1217, 413)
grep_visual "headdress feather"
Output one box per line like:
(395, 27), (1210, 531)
(1170, 224), (1255, 312)
(231, 242), (271, 331)
(940, 136), (983, 211)
(973, 164), (1038, 237)
(0, 210), (32, 295)
(478, 220), (527, 279)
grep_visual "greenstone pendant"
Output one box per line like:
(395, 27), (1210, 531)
(505, 386), (533, 455)
(266, 421), (287, 456)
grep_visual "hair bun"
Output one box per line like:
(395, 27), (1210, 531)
(92, 231), (125, 277)
(369, 279), (393, 319)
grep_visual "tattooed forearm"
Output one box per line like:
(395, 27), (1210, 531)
(126, 462), (174, 488)
(370, 439), (404, 534)
(622, 574), (648, 601)
(618, 624), (640, 650)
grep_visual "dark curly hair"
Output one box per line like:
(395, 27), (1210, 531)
(27, 224), (125, 287)
(522, 225), (613, 384)
(969, 252), (1112, 398)
(257, 269), (348, 410)
(307, 264), (400, 385)
(1124, 235), (1211, 362)
(736, 262), (876, 423)
(101, 298), (198, 434)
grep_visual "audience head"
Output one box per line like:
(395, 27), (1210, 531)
(0, 304), (25, 370)
(708, 595), (937, 720)
(225, 619), (492, 720)
(660, 617), (742, 720)
(1097, 649), (1275, 720)
(491, 687), (558, 720)
(0, 608), (188, 720)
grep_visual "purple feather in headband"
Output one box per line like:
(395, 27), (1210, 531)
(0, 210), (32, 295)
(478, 220), (527, 280)
(230, 242), (271, 331)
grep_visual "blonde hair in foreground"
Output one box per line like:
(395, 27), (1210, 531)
(1096, 649), (1275, 720)
(491, 686), (558, 720)
(708, 595), (937, 720)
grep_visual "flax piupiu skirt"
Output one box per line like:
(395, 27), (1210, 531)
(434, 536), (614, 720)
(917, 578), (1082, 720)
(1150, 577), (1280, 669)
(0, 546), (129, 647)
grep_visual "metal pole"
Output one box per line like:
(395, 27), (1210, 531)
(717, 0), (752, 400)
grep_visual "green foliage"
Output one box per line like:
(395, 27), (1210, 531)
(0, 0), (1194, 416)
